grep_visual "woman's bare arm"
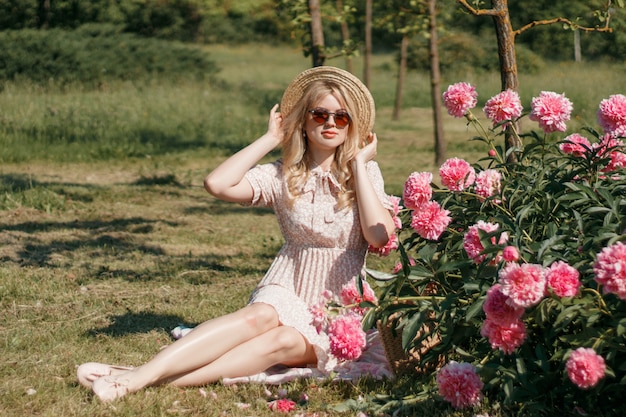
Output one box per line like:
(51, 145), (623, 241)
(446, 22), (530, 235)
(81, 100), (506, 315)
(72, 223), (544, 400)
(204, 105), (283, 203)
(351, 132), (396, 247)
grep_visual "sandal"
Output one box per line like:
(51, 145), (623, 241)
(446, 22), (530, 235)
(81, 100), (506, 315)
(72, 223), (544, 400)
(77, 362), (133, 388)
(92, 374), (131, 402)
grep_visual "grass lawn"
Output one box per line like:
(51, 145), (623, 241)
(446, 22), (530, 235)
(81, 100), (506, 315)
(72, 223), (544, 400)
(1, 43), (623, 416)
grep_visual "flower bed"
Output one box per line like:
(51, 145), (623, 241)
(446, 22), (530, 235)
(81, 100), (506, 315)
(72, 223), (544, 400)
(366, 84), (626, 414)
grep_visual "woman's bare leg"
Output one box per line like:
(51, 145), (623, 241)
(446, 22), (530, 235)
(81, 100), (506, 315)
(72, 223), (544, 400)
(167, 325), (317, 387)
(99, 303), (280, 392)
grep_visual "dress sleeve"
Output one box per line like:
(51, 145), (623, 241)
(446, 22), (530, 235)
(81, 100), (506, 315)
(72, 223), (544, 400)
(243, 160), (282, 208)
(366, 160), (393, 211)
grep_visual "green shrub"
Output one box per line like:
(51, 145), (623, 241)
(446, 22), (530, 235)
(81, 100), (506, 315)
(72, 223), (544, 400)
(0, 27), (218, 86)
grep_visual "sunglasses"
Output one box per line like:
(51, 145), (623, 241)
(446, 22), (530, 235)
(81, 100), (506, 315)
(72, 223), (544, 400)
(308, 108), (351, 129)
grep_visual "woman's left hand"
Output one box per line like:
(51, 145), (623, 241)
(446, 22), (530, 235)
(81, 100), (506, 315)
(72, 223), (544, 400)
(354, 132), (378, 165)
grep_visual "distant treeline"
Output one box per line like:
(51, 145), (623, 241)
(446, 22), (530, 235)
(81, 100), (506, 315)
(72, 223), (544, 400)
(0, 0), (283, 43)
(0, 0), (626, 69)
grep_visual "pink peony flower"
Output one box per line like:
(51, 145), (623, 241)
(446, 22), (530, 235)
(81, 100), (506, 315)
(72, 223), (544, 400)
(388, 194), (403, 216)
(483, 89), (523, 128)
(566, 347), (606, 389)
(604, 149), (626, 173)
(368, 233), (399, 257)
(483, 284), (524, 325)
(309, 290), (333, 333)
(340, 277), (377, 313)
(436, 361), (483, 409)
(463, 221), (508, 264)
(474, 169), (502, 202)
(593, 241), (626, 300)
(328, 313), (367, 361)
(393, 256), (416, 274)
(597, 94), (626, 135)
(383, 195), (403, 231)
(560, 133), (592, 157)
(309, 301), (327, 333)
(410, 200), (452, 241)
(268, 398), (297, 412)
(608, 124), (626, 139)
(498, 263), (546, 308)
(594, 134), (623, 156)
(392, 214), (402, 230)
(546, 260), (581, 298)
(442, 82), (478, 118)
(439, 158), (476, 191)
(481, 317), (527, 354)
(502, 246), (520, 262)
(529, 91), (573, 133)
(402, 172), (433, 210)
(592, 134), (626, 172)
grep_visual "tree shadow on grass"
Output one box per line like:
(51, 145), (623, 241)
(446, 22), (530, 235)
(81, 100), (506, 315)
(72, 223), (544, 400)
(1, 217), (174, 269)
(0, 216), (175, 234)
(0, 174), (278, 281)
(87, 310), (196, 337)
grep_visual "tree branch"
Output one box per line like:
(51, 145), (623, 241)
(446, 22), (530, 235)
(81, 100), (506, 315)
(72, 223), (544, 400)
(514, 17), (613, 36)
(456, 0), (500, 17)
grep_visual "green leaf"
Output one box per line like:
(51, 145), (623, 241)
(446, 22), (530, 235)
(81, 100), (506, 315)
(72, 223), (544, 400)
(617, 318), (626, 337)
(586, 206), (611, 214)
(553, 304), (582, 329)
(402, 311), (426, 350)
(464, 298), (484, 322)
(366, 268), (396, 281)
(361, 309), (377, 331)
(435, 260), (467, 273)
(537, 235), (565, 259)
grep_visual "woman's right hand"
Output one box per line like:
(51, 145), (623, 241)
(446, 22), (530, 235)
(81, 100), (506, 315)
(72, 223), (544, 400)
(267, 104), (284, 144)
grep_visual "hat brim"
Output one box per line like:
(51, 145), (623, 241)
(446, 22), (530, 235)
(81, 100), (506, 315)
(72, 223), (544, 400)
(280, 66), (375, 139)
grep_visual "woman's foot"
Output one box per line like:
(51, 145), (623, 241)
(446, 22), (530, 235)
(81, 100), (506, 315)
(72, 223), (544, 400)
(92, 374), (131, 402)
(77, 362), (134, 388)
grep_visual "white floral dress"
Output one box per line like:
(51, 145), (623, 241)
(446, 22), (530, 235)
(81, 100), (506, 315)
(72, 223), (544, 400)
(245, 159), (391, 373)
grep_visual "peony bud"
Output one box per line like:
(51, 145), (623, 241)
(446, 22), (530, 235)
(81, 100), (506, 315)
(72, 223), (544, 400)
(502, 246), (520, 262)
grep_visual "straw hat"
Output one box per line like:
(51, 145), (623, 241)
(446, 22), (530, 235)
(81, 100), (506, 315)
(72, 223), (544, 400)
(280, 66), (375, 139)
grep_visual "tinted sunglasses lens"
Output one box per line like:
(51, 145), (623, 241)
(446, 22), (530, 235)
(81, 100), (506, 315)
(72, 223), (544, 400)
(311, 110), (329, 124)
(334, 111), (350, 128)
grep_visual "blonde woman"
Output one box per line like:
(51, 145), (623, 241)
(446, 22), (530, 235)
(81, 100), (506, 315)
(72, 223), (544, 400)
(77, 66), (395, 401)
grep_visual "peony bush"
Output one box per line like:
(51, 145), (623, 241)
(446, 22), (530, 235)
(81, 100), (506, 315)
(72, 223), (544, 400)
(365, 83), (626, 414)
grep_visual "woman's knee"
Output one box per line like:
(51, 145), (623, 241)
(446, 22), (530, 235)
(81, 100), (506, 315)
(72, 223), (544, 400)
(242, 303), (279, 331)
(271, 327), (316, 365)
(271, 327), (303, 351)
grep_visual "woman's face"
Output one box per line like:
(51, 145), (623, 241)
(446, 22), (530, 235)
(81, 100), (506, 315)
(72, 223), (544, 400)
(303, 93), (351, 154)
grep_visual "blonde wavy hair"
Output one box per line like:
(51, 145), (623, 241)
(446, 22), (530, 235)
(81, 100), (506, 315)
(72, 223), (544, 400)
(280, 79), (363, 210)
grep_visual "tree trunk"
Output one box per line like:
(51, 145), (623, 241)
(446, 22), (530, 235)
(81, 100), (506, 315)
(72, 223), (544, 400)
(429, 0), (446, 166)
(363, 0), (372, 86)
(491, 0), (518, 92)
(392, 34), (408, 121)
(309, 0), (326, 67)
(38, 0), (50, 29)
(491, 0), (521, 156)
(574, 29), (581, 62)
(336, 0), (353, 73)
